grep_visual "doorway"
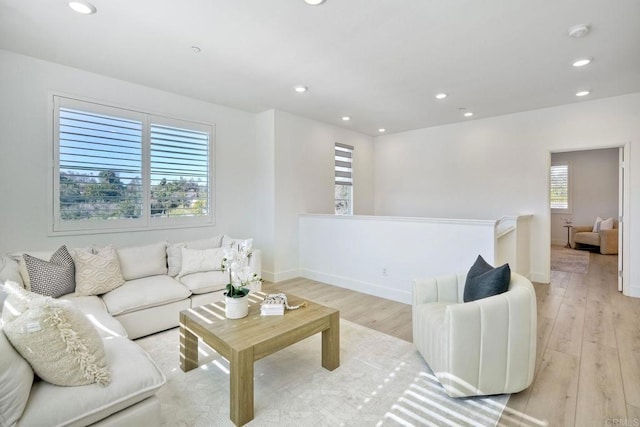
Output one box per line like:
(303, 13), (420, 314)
(549, 145), (628, 293)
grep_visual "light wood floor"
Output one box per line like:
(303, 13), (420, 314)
(264, 251), (640, 427)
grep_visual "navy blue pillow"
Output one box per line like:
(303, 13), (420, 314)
(463, 255), (511, 302)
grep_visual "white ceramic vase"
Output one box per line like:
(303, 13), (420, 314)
(225, 294), (249, 319)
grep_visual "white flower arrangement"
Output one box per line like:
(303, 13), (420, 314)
(221, 240), (261, 298)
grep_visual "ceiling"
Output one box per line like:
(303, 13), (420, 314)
(1, 0), (639, 136)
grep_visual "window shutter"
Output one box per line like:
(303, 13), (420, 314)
(150, 123), (210, 217)
(335, 143), (353, 186)
(550, 163), (569, 209)
(58, 107), (143, 220)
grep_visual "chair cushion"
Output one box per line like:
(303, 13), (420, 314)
(574, 231), (600, 246)
(18, 336), (166, 427)
(23, 245), (75, 298)
(463, 255), (511, 302)
(101, 275), (191, 316)
(0, 326), (33, 427)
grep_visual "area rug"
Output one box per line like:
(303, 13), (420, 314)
(550, 245), (590, 274)
(136, 319), (509, 426)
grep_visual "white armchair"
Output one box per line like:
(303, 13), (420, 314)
(412, 272), (536, 397)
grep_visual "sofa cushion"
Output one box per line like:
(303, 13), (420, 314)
(177, 247), (225, 279)
(101, 275), (191, 316)
(18, 336), (166, 427)
(463, 255), (511, 302)
(24, 245), (75, 298)
(60, 294), (128, 338)
(0, 326), (34, 427)
(179, 270), (229, 294)
(574, 231), (600, 246)
(74, 246), (125, 296)
(3, 296), (110, 387)
(166, 235), (224, 277)
(116, 242), (168, 281)
(2, 280), (43, 324)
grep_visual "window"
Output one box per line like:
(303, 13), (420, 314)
(335, 143), (353, 215)
(550, 162), (570, 212)
(53, 96), (213, 233)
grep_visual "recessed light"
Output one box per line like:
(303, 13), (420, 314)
(464, 111), (474, 117)
(342, 116), (351, 121)
(378, 128), (386, 133)
(568, 24), (591, 38)
(572, 57), (592, 67)
(435, 93), (448, 100)
(191, 46), (201, 53)
(294, 86), (308, 93)
(305, 0), (326, 5)
(68, 1), (97, 14)
(576, 90), (590, 97)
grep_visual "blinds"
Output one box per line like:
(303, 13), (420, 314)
(58, 107), (143, 220)
(150, 123), (210, 217)
(335, 143), (353, 186)
(550, 163), (569, 209)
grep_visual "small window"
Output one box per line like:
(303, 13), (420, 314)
(335, 143), (353, 215)
(550, 162), (570, 212)
(53, 96), (213, 233)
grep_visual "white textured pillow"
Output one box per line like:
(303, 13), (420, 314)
(0, 256), (23, 287)
(2, 280), (44, 324)
(177, 247), (225, 279)
(599, 217), (614, 231)
(166, 243), (186, 277)
(116, 242), (168, 280)
(592, 216), (604, 232)
(74, 246), (125, 296)
(0, 328), (33, 427)
(3, 297), (110, 387)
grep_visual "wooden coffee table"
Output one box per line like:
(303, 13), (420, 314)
(179, 293), (340, 426)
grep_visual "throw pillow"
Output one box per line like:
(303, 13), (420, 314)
(592, 216), (604, 232)
(74, 246), (125, 296)
(166, 243), (186, 277)
(2, 297), (111, 387)
(600, 217), (614, 231)
(463, 255), (511, 302)
(116, 242), (168, 281)
(24, 245), (75, 298)
(1, 281), (42, 324)
(177, 247), (225, 279)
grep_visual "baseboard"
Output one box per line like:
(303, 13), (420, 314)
(530, 271), (549, 284)
(300, 268), (412, 305)
(264, 269), (300, 283)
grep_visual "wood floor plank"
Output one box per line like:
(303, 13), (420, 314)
(521, 349), (579, 427)
(615, 326), (640, 408)
(584, 299), (618, 348)
(575, 342), (627, 426)
(547, 302), (585, 357)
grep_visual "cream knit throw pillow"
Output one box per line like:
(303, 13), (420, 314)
(3, 296), (111, 387)
(74, 245), (125, 296)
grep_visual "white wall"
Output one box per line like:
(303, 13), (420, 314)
(299, 214), (498, 304)
(264, 110), (374, 282)
(374, 93), (640, 297)
(550, 148), (619, 245)
(0, 50), (258, 253)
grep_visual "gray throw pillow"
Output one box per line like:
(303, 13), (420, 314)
(463, 255), (511, 302)
(24, 245), (75, 298)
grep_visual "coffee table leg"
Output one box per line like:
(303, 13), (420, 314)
(322, 311), (340, 371)
(230, 347), (254, 426)
(179, 321), (198, 372)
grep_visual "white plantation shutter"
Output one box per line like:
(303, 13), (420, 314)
(150, 122), (210, 218)
(550, 163), (569, 210)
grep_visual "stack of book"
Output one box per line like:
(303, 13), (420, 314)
(261, 293), (286, 316)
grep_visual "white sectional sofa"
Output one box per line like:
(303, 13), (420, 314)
(0, 234), (261, 426)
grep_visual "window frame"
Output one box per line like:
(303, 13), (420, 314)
(550, 161), (571, 214)
(51, 95), (215, 235)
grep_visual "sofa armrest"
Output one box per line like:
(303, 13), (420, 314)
(599, 229), (619, 254)
(413, 274), (465, 306)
